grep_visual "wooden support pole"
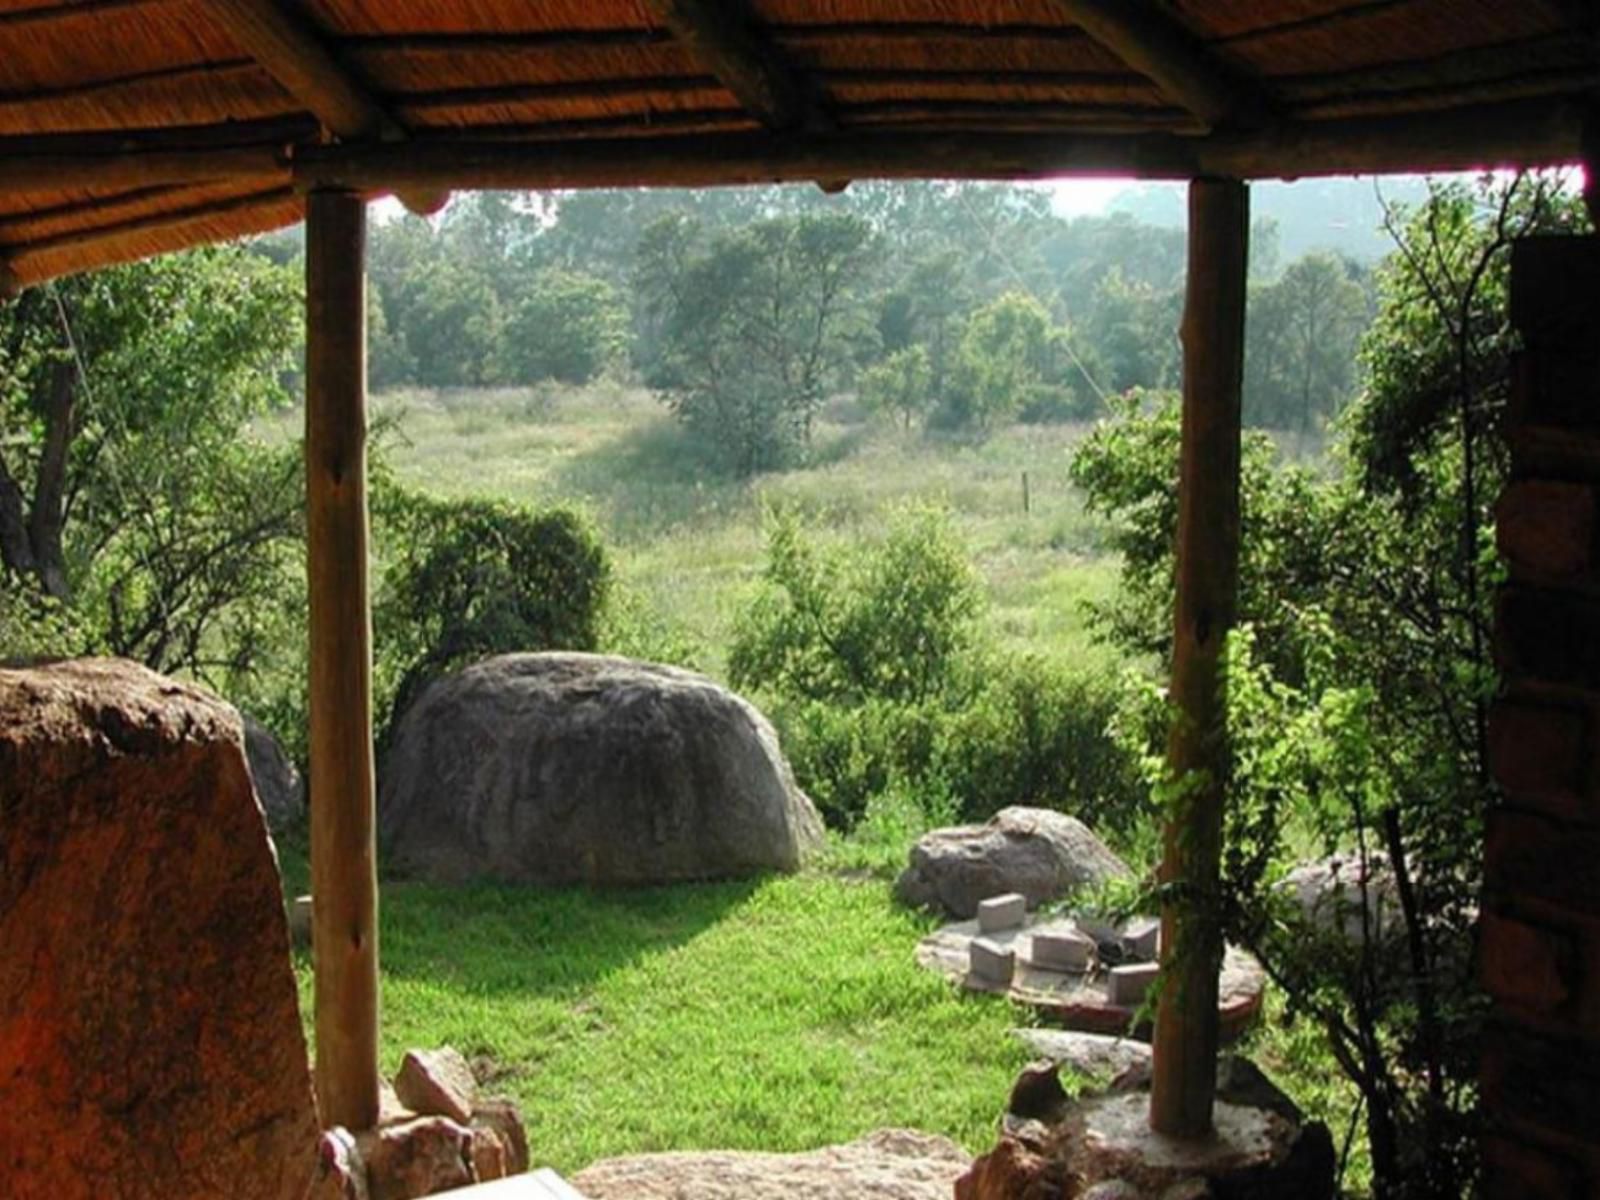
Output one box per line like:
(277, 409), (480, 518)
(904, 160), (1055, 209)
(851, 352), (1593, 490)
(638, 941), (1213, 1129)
(305, 187), (379, 1133)
(1149, 176), (1249, 1139)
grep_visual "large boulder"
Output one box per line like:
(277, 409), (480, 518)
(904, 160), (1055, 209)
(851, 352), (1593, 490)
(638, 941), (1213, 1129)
(241, 712), (304, 832)
(896, 806), (1131, 919)
(379, 652), (824, 885)
(0, 658), (319, 1200)
(574, 1129), (970, 1200)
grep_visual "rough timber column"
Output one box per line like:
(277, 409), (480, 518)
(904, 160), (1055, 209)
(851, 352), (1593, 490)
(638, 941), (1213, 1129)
(1150, 176), (1249, 1138)
(305, 187), (379, 1132)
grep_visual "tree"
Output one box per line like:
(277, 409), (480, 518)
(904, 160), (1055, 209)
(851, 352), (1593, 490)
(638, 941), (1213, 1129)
(499, 268), (627, 385)
(0, 248), (303, 686)
(1073, 173), (1589, 1200)
(641, 212), (877, 473)
(950, 291), (1082, 428)
(1244, 252), (1372, 430)
(859, 345), (933, 431)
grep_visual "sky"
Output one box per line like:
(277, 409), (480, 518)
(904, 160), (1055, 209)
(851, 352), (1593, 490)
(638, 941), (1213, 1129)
(1048, 177), (1146, 218)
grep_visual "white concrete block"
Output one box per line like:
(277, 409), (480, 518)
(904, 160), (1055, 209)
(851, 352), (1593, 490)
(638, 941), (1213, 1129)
(1108, 962), (1160, 1007)
(969, 937), (1017, 984)
(977, 892), (1027, 932)
(1030, 925), (1096, 972)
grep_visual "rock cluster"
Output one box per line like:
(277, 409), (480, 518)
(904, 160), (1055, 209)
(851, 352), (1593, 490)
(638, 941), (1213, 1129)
(308, 1046), (530, 1200)
(956, 1056), (1334, 1200)
(379, 653), (824, 885)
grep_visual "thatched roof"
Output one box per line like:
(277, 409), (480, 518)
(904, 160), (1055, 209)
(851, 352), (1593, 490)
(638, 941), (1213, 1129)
(0, 0), (1595, 290)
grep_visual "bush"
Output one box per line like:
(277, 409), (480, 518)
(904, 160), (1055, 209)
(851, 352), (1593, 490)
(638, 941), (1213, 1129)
(729, 505), (981, 706)
(733, 508), (1144, 836)
(372, 485), (610, 739)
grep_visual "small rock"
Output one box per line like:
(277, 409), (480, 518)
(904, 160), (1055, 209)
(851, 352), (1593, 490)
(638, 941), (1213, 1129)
(309, 1127), (370, 1200)
(1011, 1030), (1152, 1082)
(1083, 1182), (1142, 1200)
(1108, 962), (1160, 1008)
(242, 711), (305, 832)
(969, 937), (1017, 984)
(955, 1135), (1074, 1200)
(379, 1079), (414, 1125)
(1122, 918), (1161, 961)
(1160, 1180), (1211, 1200)
(394, 1046), (477, 1124)
(472, 1097), (530, 1176)
(978, 892), (1027, 932)
(469, 1125), (508, 1182)
(356, 1115), (473, 1200)
(1030, 923), (1096, 972)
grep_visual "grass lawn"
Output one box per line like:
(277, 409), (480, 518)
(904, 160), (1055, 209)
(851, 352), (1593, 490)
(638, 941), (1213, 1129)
(280, 841), (1033, 1174)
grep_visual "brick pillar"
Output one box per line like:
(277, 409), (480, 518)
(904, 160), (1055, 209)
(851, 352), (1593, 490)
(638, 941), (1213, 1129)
(1482, 236), (1600, 1200)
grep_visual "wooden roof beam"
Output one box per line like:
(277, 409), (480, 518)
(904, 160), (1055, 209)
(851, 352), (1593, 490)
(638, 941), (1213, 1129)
(1052, 0), (1270, 129)
(206, 0), (448, 214)
(642, 0), (822, 133)
(289, 98), (1584, 193)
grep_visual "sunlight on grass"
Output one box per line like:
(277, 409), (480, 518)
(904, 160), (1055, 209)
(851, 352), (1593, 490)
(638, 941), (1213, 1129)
(285, 841), (1032, 1173)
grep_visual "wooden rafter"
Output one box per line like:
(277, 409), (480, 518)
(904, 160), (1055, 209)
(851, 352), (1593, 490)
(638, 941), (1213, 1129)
(206, 0), (448, 213)
(1052, 0), (1270, 128)
(641, 0), (821, 132)
(288, 97), (1585, 192)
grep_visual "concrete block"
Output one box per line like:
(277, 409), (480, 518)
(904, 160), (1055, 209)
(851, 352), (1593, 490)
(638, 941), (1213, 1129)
(1122, 918), (1161, 961)
(977, 892), (1027, 932)
(1030, 924), (1096, 972)
(1108, 962), (1160, 1008)
(970, 937), (1017, 984)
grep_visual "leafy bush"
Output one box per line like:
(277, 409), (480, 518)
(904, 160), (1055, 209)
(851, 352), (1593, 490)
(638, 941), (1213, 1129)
(372, 485), (610, 738)
(732, 507), (1144, 834)
(860, 344), (933, 431)
(729, 505), (981, 706)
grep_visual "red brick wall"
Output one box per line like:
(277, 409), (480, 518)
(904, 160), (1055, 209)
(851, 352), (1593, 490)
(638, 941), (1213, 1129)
(1483, 235), (1600, 1200)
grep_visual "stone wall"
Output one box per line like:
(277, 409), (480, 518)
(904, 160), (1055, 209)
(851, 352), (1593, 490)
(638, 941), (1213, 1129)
(1482, 235), (1600, 1200)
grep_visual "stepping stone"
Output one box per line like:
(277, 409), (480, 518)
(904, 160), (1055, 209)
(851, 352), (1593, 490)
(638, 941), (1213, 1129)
(977, 892), (1027, 932)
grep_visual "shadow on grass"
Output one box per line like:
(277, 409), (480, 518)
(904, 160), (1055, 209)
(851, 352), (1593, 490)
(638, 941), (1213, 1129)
(549, 415), (751, 542)
(278, 831), (762, 999)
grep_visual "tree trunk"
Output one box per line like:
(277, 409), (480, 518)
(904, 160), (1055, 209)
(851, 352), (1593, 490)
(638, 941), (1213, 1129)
(28, 359), (76, 599)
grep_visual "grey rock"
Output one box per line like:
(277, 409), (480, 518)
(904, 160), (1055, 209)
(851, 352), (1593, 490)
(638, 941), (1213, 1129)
(242, 712), (304, 832)
(1279, 852), (1396, 945)
(379, 653), (824, 885)
(1083, 1183), (1143, 1200)
(1011, 1029), (1152, 1082)
(896, 806), (1131, 919)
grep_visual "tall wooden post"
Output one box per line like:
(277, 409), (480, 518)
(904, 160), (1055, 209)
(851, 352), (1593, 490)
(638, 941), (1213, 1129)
(1149, 176), (1249, 1138)
(305, 187), (379, 1132)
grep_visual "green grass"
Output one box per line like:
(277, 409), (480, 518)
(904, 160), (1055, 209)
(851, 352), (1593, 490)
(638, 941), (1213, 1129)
(259, 382), (1122, 678)
(281, 841), (1033, 1173)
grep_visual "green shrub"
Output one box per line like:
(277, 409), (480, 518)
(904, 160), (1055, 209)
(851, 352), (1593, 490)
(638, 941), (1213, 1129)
(729, 505), (981, 706)
(372, 485), (610, 739)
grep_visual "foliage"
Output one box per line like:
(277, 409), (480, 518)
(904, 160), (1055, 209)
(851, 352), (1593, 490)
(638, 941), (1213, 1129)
(1077, 173), (1589, 1200)
(499, 268), (627, 386)
(0, 247), (303, 696)
(859, 344), (933, 431)
(1244, 252), (1372, 430)
(638, 212), (878, 473)
(947, 291), (1085, 429)
(731, 506), (1143, 832)
(729, 505), (981, 706)
(372, 484), (610, 736)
